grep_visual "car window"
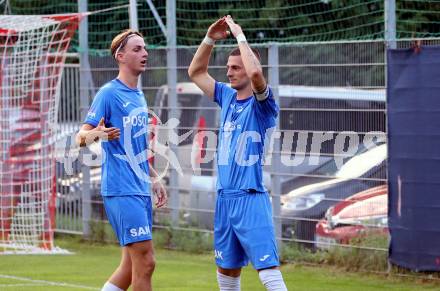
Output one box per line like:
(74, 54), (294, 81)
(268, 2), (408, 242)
(176, 93), (202, 138)
(278, 97), (385, 133)
(153, 93), (201, 138)
(309, 140), (386, 177)
(335, 144), (387, 179)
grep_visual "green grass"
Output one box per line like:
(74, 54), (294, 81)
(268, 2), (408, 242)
(0, 235), (438, 291)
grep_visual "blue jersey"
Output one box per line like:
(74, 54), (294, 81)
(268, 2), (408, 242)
(84, 79), (150, 196)
(214, 82), (279, 192)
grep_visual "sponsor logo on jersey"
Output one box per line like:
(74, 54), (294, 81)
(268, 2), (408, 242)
(123, 114), (148, 127)
(129, 226), (151, 237)
(214, 249), (223, 260)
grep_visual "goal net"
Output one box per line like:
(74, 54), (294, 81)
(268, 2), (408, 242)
(0, 14), (80, 254)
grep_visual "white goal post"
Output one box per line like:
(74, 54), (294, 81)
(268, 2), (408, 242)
(0, 14), (80, 254)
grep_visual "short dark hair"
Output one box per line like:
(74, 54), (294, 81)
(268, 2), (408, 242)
(229, 47), (261, 61)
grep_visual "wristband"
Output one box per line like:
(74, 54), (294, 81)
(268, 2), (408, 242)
(236, 33), (247, 43)
(203, 36), (215, 46)
(254, 86), (270, 101)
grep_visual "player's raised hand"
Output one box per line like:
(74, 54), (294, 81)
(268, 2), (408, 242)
(152, 180), (168, 208)
(206, 17), (229, 41)
(89, 117), (120, 143)
(225, 15), (243, 38)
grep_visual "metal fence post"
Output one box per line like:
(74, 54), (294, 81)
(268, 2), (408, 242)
(129, 0), (142, 90)
(268, 43), (282, 251)
(167, 0), (179, 224)
(384, 0), (396, 268)
(385, 0), (397, 49)
(78, 0), (91, 238)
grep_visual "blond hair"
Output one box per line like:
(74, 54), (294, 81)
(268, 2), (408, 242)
(110, 29), (143, 59)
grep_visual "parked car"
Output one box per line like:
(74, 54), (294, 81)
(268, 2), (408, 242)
(315, 184), (388, 250)
(280, 142), (387, 247)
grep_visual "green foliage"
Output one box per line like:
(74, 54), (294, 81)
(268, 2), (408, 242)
(281, 241), (328, 264)
(87, 220), (116, 243)
(397, 0), (440, 38)
(154, 227), (213, 253)
(4, 0), (440, 50)
(349, 231), (389, 249)
(281, 232), (389, 272)
(7, 0), (77, 14)
(175, 0), (385, 45)
(324, 246), (388, 272)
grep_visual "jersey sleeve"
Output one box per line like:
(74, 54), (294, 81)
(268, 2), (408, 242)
(83, 87), (111, 127)
(254, 85), (279, 122)
(214, 81), (235, 109)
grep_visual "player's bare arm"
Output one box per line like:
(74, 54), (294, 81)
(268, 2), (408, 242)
(76, 117), (120, 147)
(188, 17), (229, 99)
(225, 15), (267, 95)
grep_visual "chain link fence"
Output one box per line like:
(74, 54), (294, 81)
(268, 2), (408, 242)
(55, 40), (389, 251)
(3, 0), (440, 275)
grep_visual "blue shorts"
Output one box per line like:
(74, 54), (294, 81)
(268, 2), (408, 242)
(103, 195), (153, 246)
(214, 190), (280, 270)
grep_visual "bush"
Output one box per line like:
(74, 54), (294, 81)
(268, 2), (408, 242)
(153, 227), (213, 254)
(281, 241), (327, 264)
(87, 220), (116, 243)
(281, 233), (389, 272)
(324, 246), (388, 272)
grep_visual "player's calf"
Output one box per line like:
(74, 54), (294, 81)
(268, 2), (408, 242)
(217, 270), (241, 291)
(127, 240), (155, 291)
(258, 268), (288, 291)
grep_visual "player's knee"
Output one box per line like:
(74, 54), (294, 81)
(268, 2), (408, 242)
(143, 254), (156, 273)
(133, 253), (155, 276)
(218, 267), (241, 277)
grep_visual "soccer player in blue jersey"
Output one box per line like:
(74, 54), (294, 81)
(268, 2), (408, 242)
(76, 30), (167, 291)
(188, 16), (288, 291)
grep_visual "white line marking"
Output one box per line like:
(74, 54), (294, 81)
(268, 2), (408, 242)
(0, 274), (100, 290)
(0, 283), (46, 287)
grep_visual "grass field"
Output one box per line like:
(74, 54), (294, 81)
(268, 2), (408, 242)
(0, 235), (438, 291)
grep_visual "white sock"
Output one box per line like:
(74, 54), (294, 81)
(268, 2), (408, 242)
(101, 281), (124, 291)
(259, 269), (288, 291)
(217, 271), (241, 291)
